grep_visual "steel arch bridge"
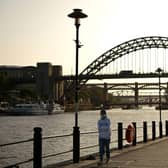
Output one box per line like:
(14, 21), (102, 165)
(79, 36), (168, 85)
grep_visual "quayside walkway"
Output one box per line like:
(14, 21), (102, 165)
(47, 137), (168, 168)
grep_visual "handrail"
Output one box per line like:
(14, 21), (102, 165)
(3, 158), (33, 168)
(80, 144), (98, 150)
(80, 131), (98, 135)
(43, 149), (73, 159)
(43, 133), (73, 140)
(80, 128), (118, 135)
(80, 138), (118, 151)
(0, 138), (33, 147)
(1, 120), (167, 168)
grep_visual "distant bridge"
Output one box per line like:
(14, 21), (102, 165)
(81, 82), (168, 107)
(84, 82), (168, 90)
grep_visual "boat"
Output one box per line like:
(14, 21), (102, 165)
(141, 105), (155, 110)
(47, 103), (64, 114)
(7, 103), (48, 115)
(121, 104), (141, 110)
(0, 102), (9, 113)
(1, 102), (64, 116)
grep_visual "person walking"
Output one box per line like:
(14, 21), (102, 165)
(97, 109), (111, 164)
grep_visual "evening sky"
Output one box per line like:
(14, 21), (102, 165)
(1, 0), (168, 75)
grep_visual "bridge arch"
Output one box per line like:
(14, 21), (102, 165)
(80, 36), (168, 85)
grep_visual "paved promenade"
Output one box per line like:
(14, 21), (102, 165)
(47, 137), (168, 168)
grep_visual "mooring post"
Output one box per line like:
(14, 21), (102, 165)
(118, 122), (123, 149)
(166, 120), (168, 136)
(143, 121), (147, 143)
(152, 121), (156, 140)
(73, 126), (80, 163)
(132, 122), (136, 146)
(159, 121), (163, 138)
(33, 127), (42, 168)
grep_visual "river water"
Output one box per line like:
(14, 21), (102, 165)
(0, 107), (168, 168)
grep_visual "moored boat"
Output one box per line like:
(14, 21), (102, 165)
(122, 104), (141, 110)
(7, 103), (48, 115)
(0, 102), (64, 116)
(0, 102), (9, 113)
(47, 103), (64, 114)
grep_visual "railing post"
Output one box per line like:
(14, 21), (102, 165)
(118, 122), (123, 149)
(152, 121), (156, 140)
(132, 122), (136, 146)
(33, 127), (42, 168)
(143, 121), (147, 143)
(166, 120), (168, 136)
(73, 126), (80, 163)
(159, 121), (163, 138)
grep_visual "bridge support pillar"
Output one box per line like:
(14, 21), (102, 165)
(165, 82), (168, 104)
(103, 83), (109, 108)
(134, 82), (139, 108)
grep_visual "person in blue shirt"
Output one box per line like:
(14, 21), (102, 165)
(97, 109), (111, 164)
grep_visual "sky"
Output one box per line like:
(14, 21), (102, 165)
(1, 0), (168, 75)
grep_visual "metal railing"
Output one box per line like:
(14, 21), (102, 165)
(1, 120), (168, 168)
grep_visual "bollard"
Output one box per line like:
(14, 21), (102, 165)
(152, 121), (156, 140)
(33, 127), (42, 168)
(166, 120), (168, 136)
(73, 126), (80, 163)
(143, 121), (147, 143)
(118, 123), (123, 149)
(132, 122), (136, 146)
(159, 121), (163, 138)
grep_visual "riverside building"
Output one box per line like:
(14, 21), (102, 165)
(0, 63), (64, 102)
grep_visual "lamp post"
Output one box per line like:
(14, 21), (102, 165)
(68, 9), (87, 163)
(156, 67), (163, 138)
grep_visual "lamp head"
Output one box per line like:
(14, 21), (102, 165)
(156, 67), (163, 73)
(68, 9), (88, 26)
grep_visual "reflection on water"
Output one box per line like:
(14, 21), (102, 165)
(0, 107), (168, 167)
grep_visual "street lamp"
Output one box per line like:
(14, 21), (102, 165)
(156, 67), (163, 138)
(68, 9), (87, 163)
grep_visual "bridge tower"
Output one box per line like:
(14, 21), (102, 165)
(52, 65), (64, 102)
(36, 62), (64, 102)
(36, 63), (52, 100)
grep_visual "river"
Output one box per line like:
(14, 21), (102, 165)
(0, 107), (168, 168)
